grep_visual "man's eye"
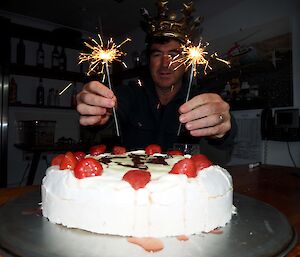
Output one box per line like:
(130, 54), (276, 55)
(151, 52), (162, 58)
(169, 52), (181, 58)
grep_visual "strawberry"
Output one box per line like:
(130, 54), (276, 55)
(74, 158), (103, 179)
(122, 170), (151, 190)
(169, 158), (197, 178)
(74, 151), (86, 161)
(145, 144), (162, 155)
(167, 150), (184, 156)
(51, 154), (65, 166)
(112, 146), (126, 155)
(89, 144), (106, 156)
(60, 152), (78, 170)
(191, 154), (212, 172)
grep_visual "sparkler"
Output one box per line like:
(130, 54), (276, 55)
(59, 82), (73, 96)
(172, 39), (230, 136)
(79, 34), (131, 79)
(79, 34), (131, 137)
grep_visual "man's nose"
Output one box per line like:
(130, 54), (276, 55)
(161, 54), (171, 67)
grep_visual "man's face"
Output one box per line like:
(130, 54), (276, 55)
(149, 39), (185, 90)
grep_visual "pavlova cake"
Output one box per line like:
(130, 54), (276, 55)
(42, 144), (234, 238)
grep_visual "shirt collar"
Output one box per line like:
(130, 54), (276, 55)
(143, 76), (189, 103)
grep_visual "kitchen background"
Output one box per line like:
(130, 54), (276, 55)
(0, 0), (299, 187)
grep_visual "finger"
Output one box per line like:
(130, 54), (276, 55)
(185, 113), (228, 131)
(179, 93), (220, 114)
(77, 92), (116, 109)
(179, 101), (228, 124)
(82, 81), (114, 99)
(189, 120), (231, 138)
(79, 115), (109, 126)
(179, 104), (211, 123)
(77, 103), (109, 116)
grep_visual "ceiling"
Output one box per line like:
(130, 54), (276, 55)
(0, 0), (242, 37)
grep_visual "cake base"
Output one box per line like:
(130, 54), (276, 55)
(0, 191), (296, 257)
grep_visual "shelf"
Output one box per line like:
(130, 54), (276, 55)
(14, 143), (90, 153)
(9, 63), (90, 82)
(197, 60), (292, 110)
(198, 61), (276, 83)
(9, 21), (84, 50)
(9, 103), (76, 110)
(9, 63), (149, 85)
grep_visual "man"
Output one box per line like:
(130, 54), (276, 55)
(76, 1), (236, 163)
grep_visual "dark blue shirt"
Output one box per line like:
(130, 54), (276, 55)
(114, 77), (237, 157)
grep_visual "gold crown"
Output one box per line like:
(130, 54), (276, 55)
(140, 0), (203, 43)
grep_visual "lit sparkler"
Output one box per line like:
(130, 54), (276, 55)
(172, 39), (230, 136)
(79, 34), (131, 79)
(79, 34), (131, 137)
(171, 39), (230, 76)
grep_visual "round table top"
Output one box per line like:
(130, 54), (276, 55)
(0, 191), (296, 257)
(0, 164), (300, 256)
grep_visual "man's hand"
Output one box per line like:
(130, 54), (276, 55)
(178, 93), (231, 139)
(76, 81), (116, 126)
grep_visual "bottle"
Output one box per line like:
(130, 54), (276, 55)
(47, 88), (55, 106)
(8, 77), (18, 104)
(36, 42), (45, 68)
(54, 90), (60, 106)
(36, 78), (45, 106)
(59, 47), (67, 71)
(17, 38), (25, 65)
(51, 45), (60, 70)
(70, 82), (77, 108)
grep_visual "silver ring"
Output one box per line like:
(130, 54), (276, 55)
(219, 114), (224, 121)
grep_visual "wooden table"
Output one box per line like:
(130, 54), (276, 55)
(228, 164), (300, 257)
(0, 165), (299, 257)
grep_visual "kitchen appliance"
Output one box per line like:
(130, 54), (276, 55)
(16, 120), (56, 146)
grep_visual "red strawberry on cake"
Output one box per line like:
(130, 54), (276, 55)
(89, 144), (106, 156)
(74, 158), (103, 179)
(112, 146), (126, 155)
(145, 144), (161, 155)
(169, 158), (197, 178)
(60, 152), (77, 170)
(122, 170), (151, 190)
(191, 154), (212, 172)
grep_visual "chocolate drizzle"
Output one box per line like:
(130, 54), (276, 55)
(148, 156), (168, 165)
(99, 156), (113, 165)
(98, 153), (169, 170)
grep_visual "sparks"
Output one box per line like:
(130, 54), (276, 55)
(79, 34), (131, 77)
(137, 79), (143, 87)
(170, 39), (230, 77)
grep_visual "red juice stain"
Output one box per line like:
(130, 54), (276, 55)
(176, 235), (189, 241)
(209, 228), (223, 234)
(127, 237), (164, 252)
